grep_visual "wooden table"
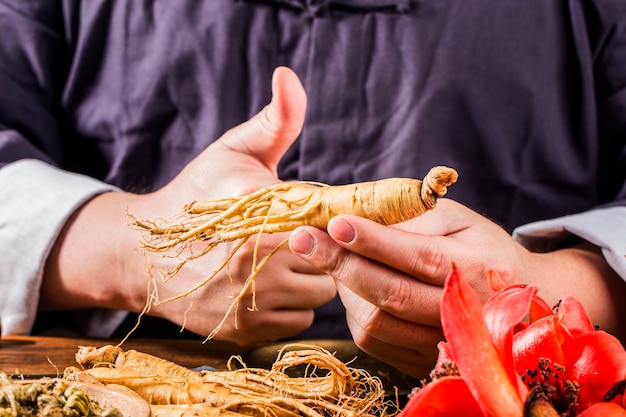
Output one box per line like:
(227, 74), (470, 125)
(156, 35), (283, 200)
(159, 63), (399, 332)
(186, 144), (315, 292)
(0, 335), (417, 406)
(0, 335), (242, 376)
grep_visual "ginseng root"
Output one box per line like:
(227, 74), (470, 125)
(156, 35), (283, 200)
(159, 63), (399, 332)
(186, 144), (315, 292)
(128, 166), (458, 339)
(68, 344), (397, 416)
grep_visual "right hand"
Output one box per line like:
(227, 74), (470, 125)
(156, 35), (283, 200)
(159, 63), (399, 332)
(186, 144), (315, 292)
(41, 67), (337, 346)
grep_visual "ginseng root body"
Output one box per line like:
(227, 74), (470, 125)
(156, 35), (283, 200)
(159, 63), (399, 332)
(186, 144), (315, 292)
(68, 344), (396, 416)
(135, 166), (458, 249)
(128, 166), (458, 339)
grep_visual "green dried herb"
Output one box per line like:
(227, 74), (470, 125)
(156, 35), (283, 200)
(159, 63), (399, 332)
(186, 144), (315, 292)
(0, 374), (121, 417)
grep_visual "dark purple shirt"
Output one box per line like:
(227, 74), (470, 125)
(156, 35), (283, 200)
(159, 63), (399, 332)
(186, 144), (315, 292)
(1, 0), (626, 338)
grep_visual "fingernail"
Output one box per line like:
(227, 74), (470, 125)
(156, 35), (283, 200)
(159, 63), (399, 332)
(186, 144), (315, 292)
(291, 230), (316, 256)
(329, 218), (355, 243)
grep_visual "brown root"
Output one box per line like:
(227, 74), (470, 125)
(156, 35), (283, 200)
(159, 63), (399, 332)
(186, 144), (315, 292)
(73, 344), (399, 416)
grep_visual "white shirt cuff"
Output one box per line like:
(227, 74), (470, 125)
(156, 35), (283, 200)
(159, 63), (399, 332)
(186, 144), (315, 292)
(0, 159), (126, 336)
(513, 206), (626, 280)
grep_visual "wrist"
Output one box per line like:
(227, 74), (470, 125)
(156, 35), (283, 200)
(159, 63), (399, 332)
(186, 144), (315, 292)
(522, 242), (626, 340)
(41, 191), (147, 313)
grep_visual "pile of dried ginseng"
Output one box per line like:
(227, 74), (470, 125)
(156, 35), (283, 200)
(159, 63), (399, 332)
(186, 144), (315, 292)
(64, 343), (398, 417)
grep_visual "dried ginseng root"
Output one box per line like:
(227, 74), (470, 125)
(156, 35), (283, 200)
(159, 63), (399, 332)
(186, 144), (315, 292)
(68, 344), (399, 417)
(128, 166), (458, 338)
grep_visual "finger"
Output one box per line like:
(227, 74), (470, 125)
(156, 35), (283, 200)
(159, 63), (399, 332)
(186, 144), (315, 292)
(217, 66), (307, 174)
(256, 233), (325, 274)
(326, 215), (454, 285)
(233, 308), (317, 344)
(252, 271), (337, 310)
(339, 285), (441, 377)
(346, 312), (441, 378)
(338, 283), (442, 346)
(202, 302), (317, 345)
(289, 226), (442, 326)
(398, 199), (482, 238)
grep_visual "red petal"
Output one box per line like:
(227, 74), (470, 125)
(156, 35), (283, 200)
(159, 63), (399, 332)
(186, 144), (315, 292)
(564, 331), (626, 411)
(529, 293), (553, 323)
(557, 295), (595, 335)
(512, 293), (552, 334)
(576, 402), (626, 416)
(433, 341), (455, 373)
(483, 284), (537, 385)
(487, 269), (508, 291)
(441, 269), (523, 416)
(398, 377), (484, 417)
(513, 316), (566, 375)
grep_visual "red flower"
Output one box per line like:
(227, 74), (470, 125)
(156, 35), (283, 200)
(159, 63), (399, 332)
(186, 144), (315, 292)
(399, 269), (626, 416)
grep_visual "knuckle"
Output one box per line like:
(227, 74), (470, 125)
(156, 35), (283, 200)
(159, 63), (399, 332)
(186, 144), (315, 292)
(318, 282), (339, 301)
(359, 311), (387, 337)
(319, 246), (353, 282)
(258, 105), (282, 137)
(408, 240), (450, 282)
(377, 277), (415, 313)
(354, 302), (388, 337)
(351, 330), (376, 352)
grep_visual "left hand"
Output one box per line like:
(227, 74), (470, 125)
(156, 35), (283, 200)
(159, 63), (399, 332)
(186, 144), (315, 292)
(288, 198), (626, 377)
(41, 67), (337, 346)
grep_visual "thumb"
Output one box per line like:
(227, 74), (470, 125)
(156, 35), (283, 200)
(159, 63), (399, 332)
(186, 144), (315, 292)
(218, 66), (307, 174)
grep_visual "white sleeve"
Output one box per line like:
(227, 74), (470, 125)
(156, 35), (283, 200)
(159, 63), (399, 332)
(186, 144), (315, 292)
(0, 159), (128, 336)
(513, 206), (626, 280)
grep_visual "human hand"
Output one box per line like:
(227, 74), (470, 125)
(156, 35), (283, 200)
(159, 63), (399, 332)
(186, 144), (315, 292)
(288, 198), (626, 377)
(124, 66), (337, 344)
(42, 67), (336, 345)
